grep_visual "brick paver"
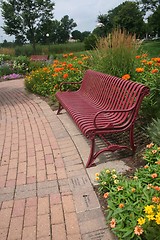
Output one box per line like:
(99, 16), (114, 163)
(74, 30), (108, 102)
(0, 79), (116, 240)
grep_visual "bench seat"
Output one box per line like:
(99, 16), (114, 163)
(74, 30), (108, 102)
(55, 69), (150, 167)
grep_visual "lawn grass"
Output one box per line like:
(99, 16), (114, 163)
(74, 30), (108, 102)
(139, 40), (160, 57)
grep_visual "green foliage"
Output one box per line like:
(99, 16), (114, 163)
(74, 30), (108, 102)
(88, 29), (160, 121)
(132, 55), (160, 120)
(142, 142), (160, 164)
(12, 56), (30, 74)
(97, 1), (145, 38)
(0, 54), (12, 63)
(96, 145), (160, 240)
(139, 40), (160, 58)
(0, 65), (12, 77)
(148, 5), (160, 36)
(147, 119), (160, 145)
(84, 34), (99, 50)
(14, 42), (85, 56)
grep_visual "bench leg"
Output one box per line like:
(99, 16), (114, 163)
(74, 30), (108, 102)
(86, 138), (96, 168)
(129, 125), (136, 153)
(57, 103), (63, 115)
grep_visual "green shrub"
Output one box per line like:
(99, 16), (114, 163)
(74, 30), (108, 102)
(84, 34), (99, 50)
(0, 65), (13, 77)
(147, 119), (160, 145)
(12, 56), (30, 74)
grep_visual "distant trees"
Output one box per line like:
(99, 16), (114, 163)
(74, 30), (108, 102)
(71, 30), (90, 41)
(1, 0), (55, 50)
(1, 0), (77, 49)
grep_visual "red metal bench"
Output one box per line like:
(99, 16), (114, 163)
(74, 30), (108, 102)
(30, 55), (48, 61)
(55, 69), (150, 168)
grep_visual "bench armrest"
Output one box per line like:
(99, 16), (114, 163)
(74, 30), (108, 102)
(59, 81), (82, 91)
(93, 107), (135, 129)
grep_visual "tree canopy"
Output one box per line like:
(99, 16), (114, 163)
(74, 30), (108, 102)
(1, 0), (55, 48)
(96, 1), (145, 37)
(1, 0), (77, 48)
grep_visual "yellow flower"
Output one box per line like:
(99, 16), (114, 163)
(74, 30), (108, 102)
(133, 176), (138, 180)
(95, 172), (99, 177)
(155, 213), (160, 224)
(131, 188), (136, 192)
(106, 169), (110, 174)
(112, 174), (117, 179)
(137, 217), (146, 225)
(114, 180), (119, 184)
(95, 177), (99, 181)
(144, 205), (155, 215)
(146, 214), (155, 221)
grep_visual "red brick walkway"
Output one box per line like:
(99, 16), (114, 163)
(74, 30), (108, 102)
(0, 79), (115, 240)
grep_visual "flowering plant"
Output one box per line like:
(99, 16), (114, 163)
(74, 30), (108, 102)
(96, 142), (160, 239)
(142, 143), (160, 165)
(135, 201), (160, 240)
(122, 55), (160, 120)
(1, 73), (23, 80)
(25, 53), (89, 96)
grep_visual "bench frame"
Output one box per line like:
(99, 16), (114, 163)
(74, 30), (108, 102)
(55, 70), (150, 168)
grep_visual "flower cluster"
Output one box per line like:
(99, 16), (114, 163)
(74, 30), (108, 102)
(25, 53), (90, 96)
(135, 202), (160, 237)
(1, 73), (23, 80)
(121, 54), (160, 120)
(96, 142), (160, 239)
(143, 143), (160, 164)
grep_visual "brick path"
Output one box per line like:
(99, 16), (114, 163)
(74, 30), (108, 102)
(0, 79), (116, 240)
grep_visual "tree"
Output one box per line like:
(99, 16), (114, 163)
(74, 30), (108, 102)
(139, 0), (160, 13)
(72, 30), (82, 41)
(55, 15), (77, 43)
(1, 0), (55, 50)
(148, 5), (160, 35)
(96, 1), (145, 38)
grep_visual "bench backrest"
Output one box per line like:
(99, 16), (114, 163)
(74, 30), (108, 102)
(30, 55), (48, 61)
(78, 69), (150, 124)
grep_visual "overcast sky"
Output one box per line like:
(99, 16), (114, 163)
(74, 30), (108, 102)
(0, 0), (126, 43)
